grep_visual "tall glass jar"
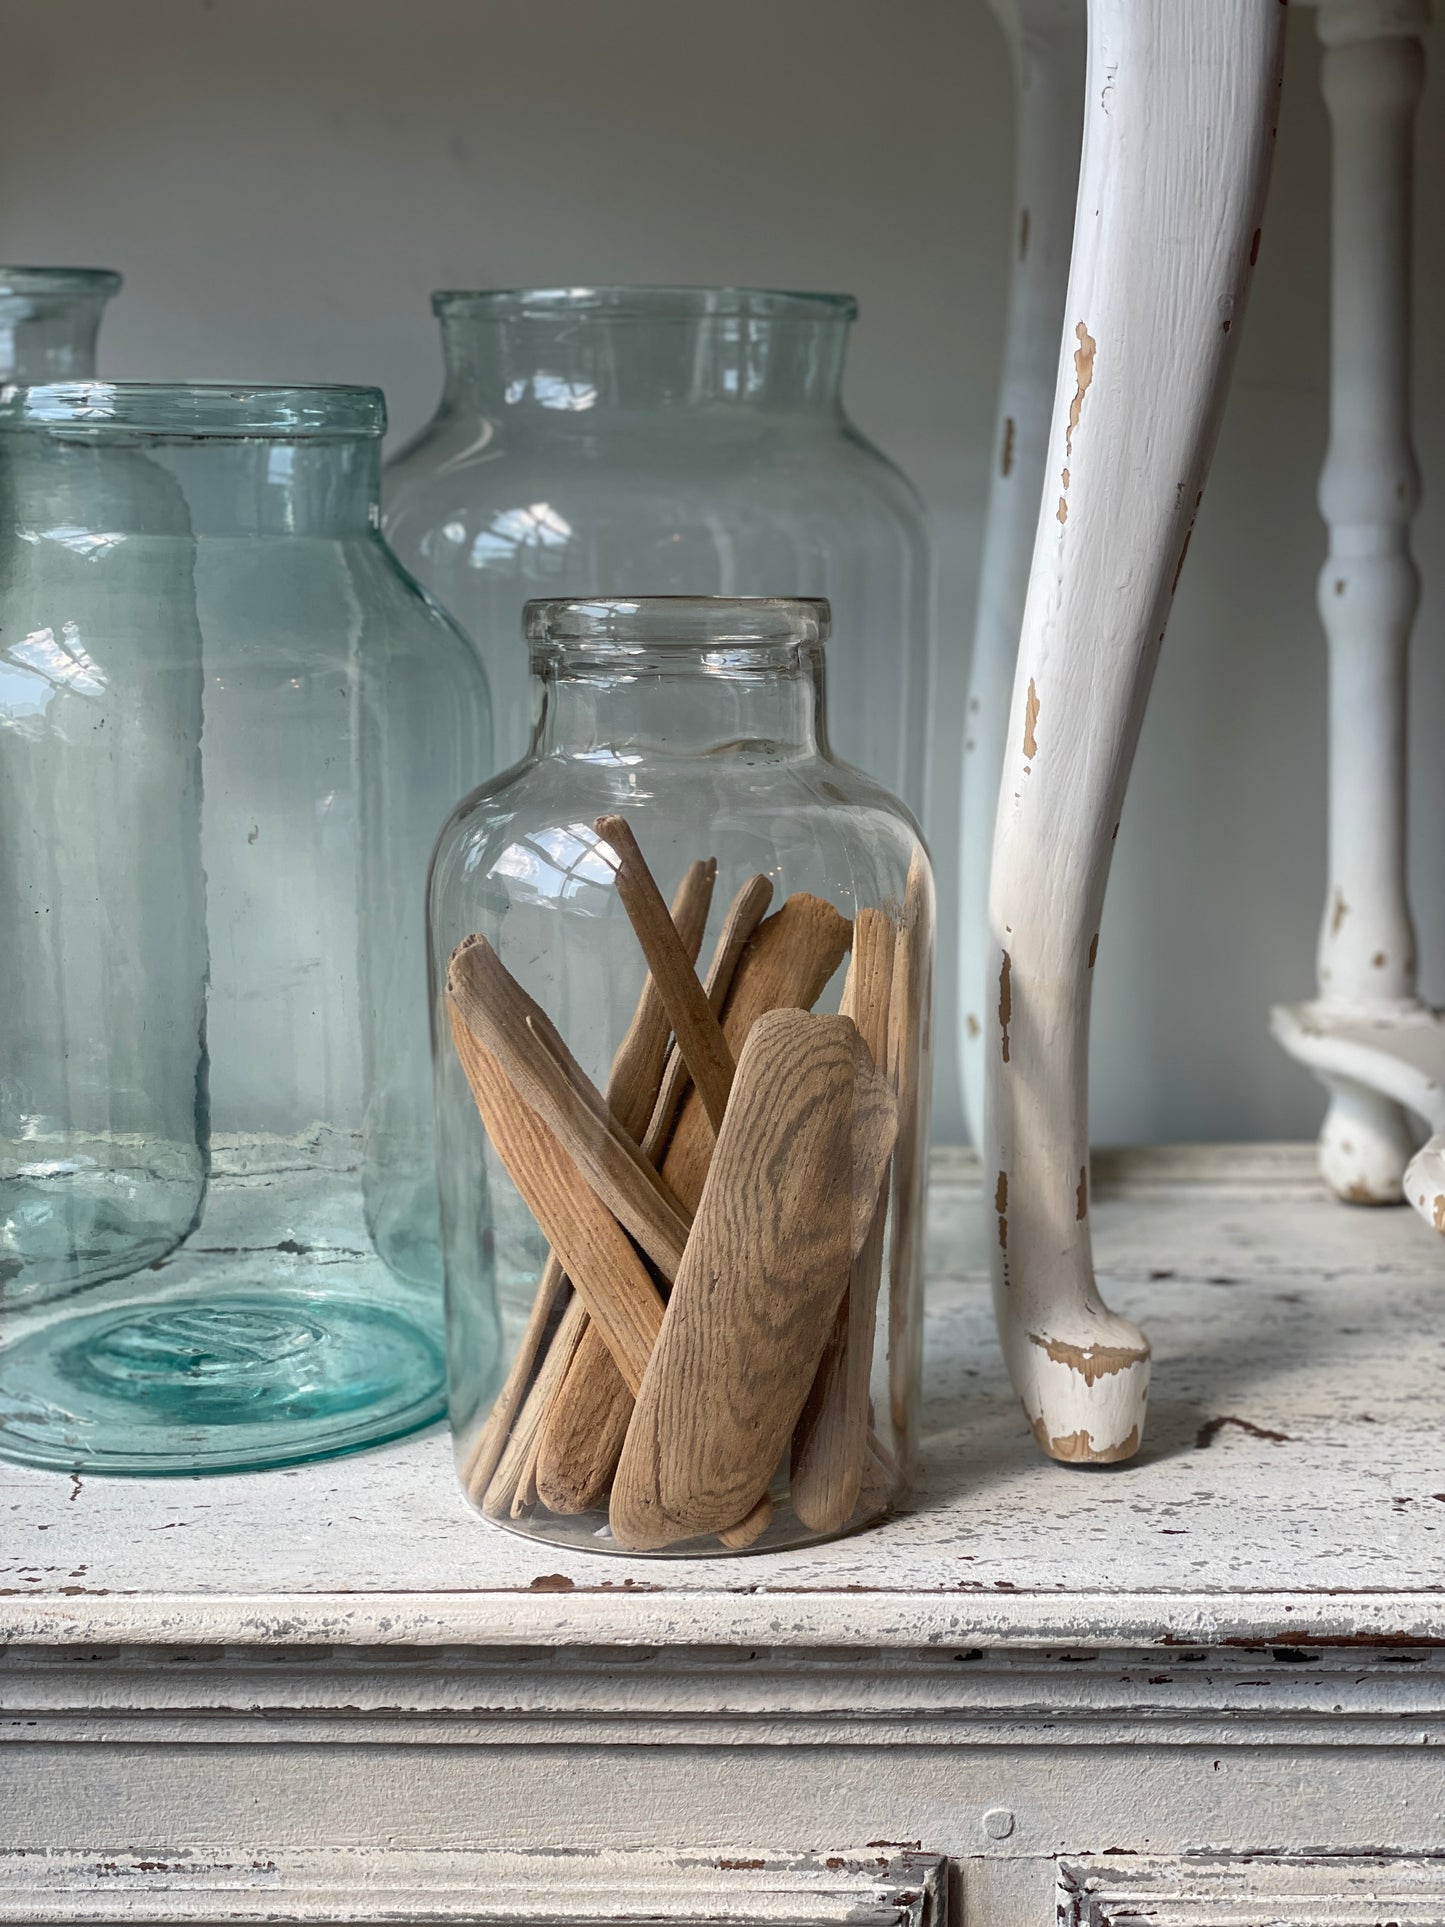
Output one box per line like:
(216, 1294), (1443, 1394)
(384, 287), (933, 818)
(0, 269), (121, 381)
(430, 596), (933, 1555)
(0, 383), (493, 1473)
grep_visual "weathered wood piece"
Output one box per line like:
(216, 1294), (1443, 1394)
(661, 894), (853, 1217)
(540, 871), (775, 1516)
(791, 907), (897, 1534)
(532, 861), (718, 1515)
(594, 813), (736, 1134)
(611, 1009), (898, 1552)
(886, 850), (932, 1457)
(642, 872), (775, 1164)
(985, 0), (1284, 1462)
(449, 934), (691, 1281)
(462, 1251), (569, 1500)
(479, 1293), (587, 1517)
(446, 1003), (663, 1395)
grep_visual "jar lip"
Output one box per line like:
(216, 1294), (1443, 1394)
(525, 595), (831, 663)
(0, 382), (387, 440)
(0, 267), (122, 298)
(432, 285), (858, 325)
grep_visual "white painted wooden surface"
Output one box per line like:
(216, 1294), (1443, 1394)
(985, 0), (1286, 1466)
(1274, 0), (1436, 1208)
(5, 1146), (1445, 1651)
(957, 0), (1084, 1148)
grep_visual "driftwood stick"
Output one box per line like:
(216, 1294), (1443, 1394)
(886, 850), (932, 1454)
(790, 906), (897, 1533)
(449, 934), (690, 1280)
(480, 1293), (587, 1515)
(447, 1003), (663, 1393)
(532, 859), (718, 1515)
(611, 1008), (898, 1551)
(641, 872), (774, 1164)
(462, 1251), (570, 1498)
(718, 1493), (774, 1550)
(661, 892), (853, 1216)
(594, 813), (736, 1133)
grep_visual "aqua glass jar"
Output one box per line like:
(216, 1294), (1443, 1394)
(384, 288), (933, 817)
(429, 596), (933, 1555)
(0, 269), (121, 381)
(0, 383), (493, 1473)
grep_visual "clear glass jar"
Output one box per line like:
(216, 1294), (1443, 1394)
(0, 268), (121, 381)
(0, 383), (493, 1473)
(384, 287), (933, 818)
(429, 596), (933, 1555)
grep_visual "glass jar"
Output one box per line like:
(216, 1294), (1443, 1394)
(0, 383), (493, 1473)
(384, 287), (933, 818)
(0, 268), (121, 381)
(429, 595), (933, 1555)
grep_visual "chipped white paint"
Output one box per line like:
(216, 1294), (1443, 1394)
(1272, 1000), (1445, 1232)
(0, 1846), (946, 1925)
(5, 1146), (1445, 1653)
(1274, 0), (1432, 1206)
(985, 0), (1285, 1462)
(957, 0), (1085, 1145)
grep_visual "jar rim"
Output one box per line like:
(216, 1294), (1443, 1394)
(0, 268), (122, 298)
(525, 595), (832, 661)
(0, 382), (387, 440)
(432, 286), (858, 325)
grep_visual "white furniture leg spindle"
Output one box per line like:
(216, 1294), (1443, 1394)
(987, 0), (1285, 1463)
(958, 0), (1085, 1147)
(1273, 0), (1431, 1210)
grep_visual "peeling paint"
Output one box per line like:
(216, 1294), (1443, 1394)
(1001, 416), (1015, 477)
(1031, 1416), (1141, 1464)
(1029, 1333), (1148, 1386)
(1065, 321), (1096, 458)
(1019, 207), (1030, 260)
(965, 1013), (981, 1039)
(1076, 1166), (1088, 1221)
(995, 1171), (1008, 1251)
(1195, 1415), (1292, 1450)
(1023, 679), (1040, 759)
(1435, 1195), (1445, 1235)
(999, 952), (1012, 1064)
(1088, 932), (1099, 969)
(1330, 888), (1350, 935)
(1250, 226), (1262, 267)
(1057, 495), (1069, 525)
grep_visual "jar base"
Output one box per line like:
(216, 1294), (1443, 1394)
(0, 1164), (447, 1475)
(464, 1488), (895, 1559)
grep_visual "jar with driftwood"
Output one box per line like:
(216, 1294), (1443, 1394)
(429, 594), (933, 1555)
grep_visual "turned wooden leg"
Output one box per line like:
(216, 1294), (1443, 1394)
(988, 0), (1285, 1463)
(958, 0), (1085, 1146)
(1307, 0), (1427, 1205)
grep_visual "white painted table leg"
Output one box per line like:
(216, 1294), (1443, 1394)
(1296, 0), (1428, 1205)
(958, 0), (1085, 1147)
(988, 0), (1285, 1463)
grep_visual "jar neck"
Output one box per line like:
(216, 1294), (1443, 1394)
(530, 649), (828, 762)
(437, 305), (850, 421)
(0, 433), (383, 539)
(0, 278), (118, 383)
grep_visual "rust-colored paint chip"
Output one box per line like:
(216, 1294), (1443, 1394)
(1330, 888), (1350, 935)
(1065, 320), (1096, 458)
(1076, 1166), (1088, 1221)
(999, 951), (1012, 1064)
(1087, 932), (1099, 969)
(1056, 496), (1068, 525)
(1001, 415), (1016, 477)
(995, 1171), (1008, 1251)
(1023, 678), (1040, 759)
(965, 1013), (980, 1039)
(1030, 1331), (1149, 1386)
(1435, 1195), (1445, 1235)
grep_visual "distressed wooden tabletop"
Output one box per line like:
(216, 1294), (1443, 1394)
(3, 1145), (1442, 1651)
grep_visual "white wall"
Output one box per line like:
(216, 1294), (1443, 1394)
(4, 0), (1441, 1146)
